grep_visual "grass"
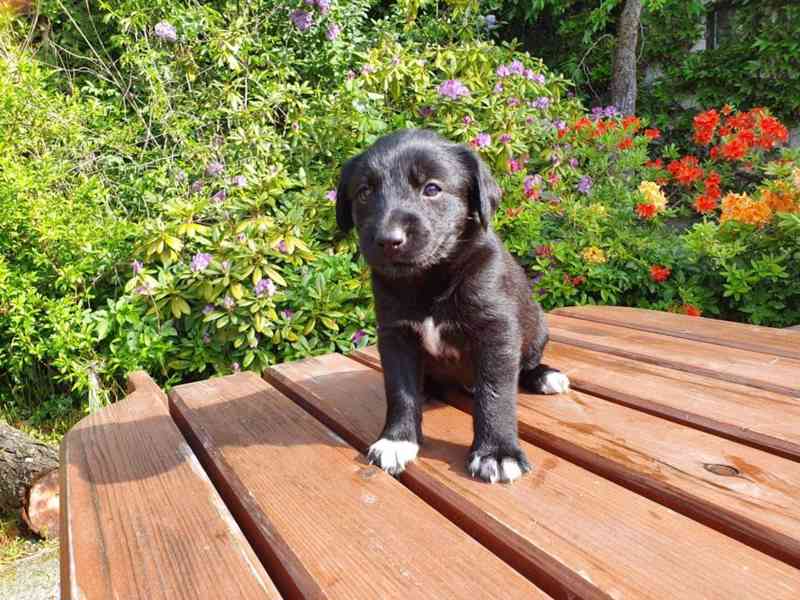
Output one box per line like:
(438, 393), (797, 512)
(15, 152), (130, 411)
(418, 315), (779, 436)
(0, 512), (55, 569)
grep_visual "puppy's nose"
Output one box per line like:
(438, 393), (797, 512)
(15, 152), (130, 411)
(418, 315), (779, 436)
(376, 226), (407, 255)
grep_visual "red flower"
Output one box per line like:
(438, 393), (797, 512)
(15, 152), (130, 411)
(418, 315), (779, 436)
(721, 104), (733, 116)
(694, 194), (718, 214)
(644, 128), (661, 140)
(693, 109), (719, 145)
(534, 244), (553, 257)
(650, 265), (671, 282)
(635, 203), (657, 219)
(618, 137), (633, 150)
(571, 275), (586, 286)
(667, 156), (704, 186)
(709, 146), (720, 159)
(644, 159), (663, 169)
(682, 304), (702, 317)
(721, 136), (748, 160)
(622, 115), (641, 131)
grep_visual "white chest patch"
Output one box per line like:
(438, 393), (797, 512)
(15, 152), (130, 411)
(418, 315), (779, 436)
(416, 317), (460, 359)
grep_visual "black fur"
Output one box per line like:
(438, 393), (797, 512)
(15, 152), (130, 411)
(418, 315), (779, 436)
(336, 129), (566, 483)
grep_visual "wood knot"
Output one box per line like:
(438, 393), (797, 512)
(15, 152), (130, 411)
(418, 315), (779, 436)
(703, 463), (740, 477)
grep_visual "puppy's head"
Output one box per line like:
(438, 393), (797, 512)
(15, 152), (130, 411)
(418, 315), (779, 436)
(336, 129), (501, 278)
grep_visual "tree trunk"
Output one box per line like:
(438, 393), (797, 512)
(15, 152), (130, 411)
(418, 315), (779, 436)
(610, 0), (643, 116)
(0, 422), (59, 513)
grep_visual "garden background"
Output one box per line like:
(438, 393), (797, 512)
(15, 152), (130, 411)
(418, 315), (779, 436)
(1, 0), (798, 454)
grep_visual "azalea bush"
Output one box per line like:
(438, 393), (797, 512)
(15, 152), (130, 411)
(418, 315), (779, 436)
(1, 2), (798, 434)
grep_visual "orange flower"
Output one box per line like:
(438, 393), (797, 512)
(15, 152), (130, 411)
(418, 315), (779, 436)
(694, 194), (718, 214)
(618, 137), (633, 150)
(644, 128), (661, 140)
(761, 184), (798, 214)
(720, 193), (773, 227)
(650, 265), (671, 282)
(635, 203), (657, 219)
(721, 104), (733, 116)
(693, 109), (719, 145)
(622, 115), (641, 131)
(667, 156), (704, 186)
(644, 159), (663, 169)
(681, 304), (702, 317)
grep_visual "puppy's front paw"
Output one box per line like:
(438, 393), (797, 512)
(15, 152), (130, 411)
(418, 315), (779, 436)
(367, 438), (419, 476)
(467, 446), (531, 484)
(540, 371), (570, 395)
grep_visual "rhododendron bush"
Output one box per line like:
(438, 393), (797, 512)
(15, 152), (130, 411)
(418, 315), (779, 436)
(2, 2), (798, 430)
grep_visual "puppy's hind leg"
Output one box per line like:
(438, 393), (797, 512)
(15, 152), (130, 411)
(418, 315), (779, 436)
(518, 330), (570, 395)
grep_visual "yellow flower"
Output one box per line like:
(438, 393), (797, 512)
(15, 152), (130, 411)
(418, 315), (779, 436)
(638, 180), (667, 211)
(581, 246), (607, 264)
(588, 203), (607, 217)
(721, 193), (773, 227)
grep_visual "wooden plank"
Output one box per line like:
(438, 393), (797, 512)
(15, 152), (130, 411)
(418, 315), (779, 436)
(544, 341), (800, 461)
(546, 314), (800, 397)
(354, 345), (800, 567)
(60, 373), (279, 600)
(267, 354), (800, 600)
(169, 372), (546, 600)
(552, 305), (800, 360)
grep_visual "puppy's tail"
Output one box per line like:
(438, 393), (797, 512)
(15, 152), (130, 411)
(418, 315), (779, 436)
(519, 364), (571, 395)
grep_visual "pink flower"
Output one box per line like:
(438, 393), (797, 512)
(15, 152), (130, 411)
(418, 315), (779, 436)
(437, 79), (470, 99)
(470, 133), (491, 148)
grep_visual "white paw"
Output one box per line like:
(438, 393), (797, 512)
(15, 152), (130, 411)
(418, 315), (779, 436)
(468, 455), (526, 484)
(367, 439), (419, 476)
(540, 371), (570, 395)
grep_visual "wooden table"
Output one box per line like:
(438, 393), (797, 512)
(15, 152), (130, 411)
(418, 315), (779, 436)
(60, 306), (800, 599)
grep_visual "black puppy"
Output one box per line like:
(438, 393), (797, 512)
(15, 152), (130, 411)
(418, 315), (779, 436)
(336, 129), (570, 484)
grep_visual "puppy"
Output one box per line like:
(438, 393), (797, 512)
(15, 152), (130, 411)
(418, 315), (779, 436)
(336, 129), (569, 484)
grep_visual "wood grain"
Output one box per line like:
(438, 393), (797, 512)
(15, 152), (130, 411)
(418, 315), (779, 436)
(169, 372), (545, 600)
(546, 314), (800, 397)
(552, 305), (800, 360)
(543, 341), (800, 461)
(60, 372), (279, 600)
(267, 354), (800, 600)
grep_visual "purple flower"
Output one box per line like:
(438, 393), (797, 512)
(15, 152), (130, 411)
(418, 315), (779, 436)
(232, 362), (241, 373)
(524, 175), (542, 195)
(291, 122), (300, 131)
(205, 161), (224, 177)
(352, 329), (366, 344)
(508, 158), (523, 173)
(499, 133), (512, 144)
(175, 170), (187, 183)
(525, 70), (545, 85)
(316, 0), (331, 14)
(604, 105), (620, 118)
(550, 154), (562, 167)
(507, 97), (520, 107)
(202, 304), (215, 315)
(462, 115), (474, 125)
(223, 295), (236, 311)
(553, 119), (567, 131)
(131, 260), (143, 275)
(509, 60), (525, 75)
(277, 239), (288, 254)
(437, 79), (470, 100)
(471, 133), (491, 148)
(211, 189), (227, 204)
(346, 70), (356, 80)
(577, 175), (593, 194)
(590, 106), (605, 121)
(326, 23), (341, 41)
(231, 175), (247, 188)
(532, 96), (551, 110)
(290, 9), (314, 31)
(154, 21), (177, 43)
(190, 180), (204, 194)
(496, 65), (511, 78)
(493, 82), (504, 94)
(135, 281), (155, 296)
(418, 106), (435, 118)
(281, 309), (295, 320)
(325, 190), (337, 202)
(361, 64), (376, 76)
(254, 278), (277, 298)
(569, 158), (579, 168)
(484, 14), (498, 30)
(191, 253), (212, 273)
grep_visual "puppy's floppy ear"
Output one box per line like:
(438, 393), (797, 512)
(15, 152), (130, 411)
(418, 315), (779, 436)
(459, 146), (502, 230)
(335, 155), (362, 233)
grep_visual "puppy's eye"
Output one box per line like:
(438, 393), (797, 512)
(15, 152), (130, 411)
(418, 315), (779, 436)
(422, 183), (442, 197)
(357, 185), (371, 202)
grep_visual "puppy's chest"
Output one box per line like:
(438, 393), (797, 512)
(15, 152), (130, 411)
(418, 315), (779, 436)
(403, 316), (466, 359)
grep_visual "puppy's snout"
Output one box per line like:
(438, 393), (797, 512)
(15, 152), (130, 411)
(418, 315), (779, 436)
(375, 225), (407, 255)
